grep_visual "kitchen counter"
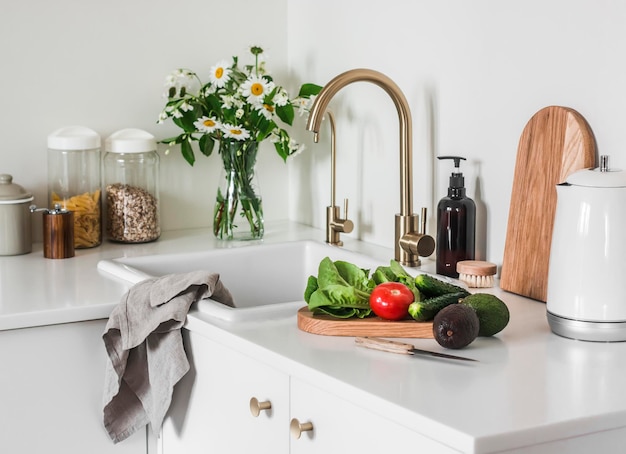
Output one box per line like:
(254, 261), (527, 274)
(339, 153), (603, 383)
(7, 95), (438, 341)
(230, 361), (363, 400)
(3, 221), (626, 452)
(0, 221), (331, 331)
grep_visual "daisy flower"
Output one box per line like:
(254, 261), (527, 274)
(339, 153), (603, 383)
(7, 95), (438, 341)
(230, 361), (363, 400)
(209, 60), (232, 88)
(241, 75), (271, 105)
(222, 124), (251, 141)
(194, 116), (220, 134)
(256, 102), (275, 120)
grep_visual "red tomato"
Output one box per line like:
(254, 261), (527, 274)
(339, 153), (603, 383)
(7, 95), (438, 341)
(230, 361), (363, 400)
(369, 282), (415, 321)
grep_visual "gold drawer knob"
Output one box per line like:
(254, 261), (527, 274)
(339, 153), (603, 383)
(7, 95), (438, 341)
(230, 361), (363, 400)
(290, 418), (314, 439)
(249, 397), (272, 417)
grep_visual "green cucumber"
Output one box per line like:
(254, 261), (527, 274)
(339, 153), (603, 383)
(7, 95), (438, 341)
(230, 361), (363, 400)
(408, 292), (467, 322)
(414, 274), (469, 298)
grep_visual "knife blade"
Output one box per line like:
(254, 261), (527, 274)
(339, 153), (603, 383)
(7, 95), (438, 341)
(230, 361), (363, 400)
(354, 336), (478, 362)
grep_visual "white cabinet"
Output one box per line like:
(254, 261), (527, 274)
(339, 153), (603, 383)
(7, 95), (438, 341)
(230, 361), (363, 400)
(161, 329), (454, 454)
(160, 330), (290, 454)
(289, 378), (455, 454)
(0, 320), (147, 454)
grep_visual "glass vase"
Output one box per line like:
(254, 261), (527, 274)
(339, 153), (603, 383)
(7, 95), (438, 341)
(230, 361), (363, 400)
(213, 140), (264, 240)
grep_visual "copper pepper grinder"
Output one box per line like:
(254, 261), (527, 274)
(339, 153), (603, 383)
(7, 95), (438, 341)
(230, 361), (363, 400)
(31, 204), (75, 259)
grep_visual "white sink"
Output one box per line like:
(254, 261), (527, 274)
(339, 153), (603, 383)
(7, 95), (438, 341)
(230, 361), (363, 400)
(98, 240), (389, 322)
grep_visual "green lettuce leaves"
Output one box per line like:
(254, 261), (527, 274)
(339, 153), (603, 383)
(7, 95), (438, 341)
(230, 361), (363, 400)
(304, 257), (373, 318)
(304, 257), (423, 319)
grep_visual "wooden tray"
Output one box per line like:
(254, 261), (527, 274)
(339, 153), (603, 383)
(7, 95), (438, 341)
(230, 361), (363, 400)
(297, 307), (434, 338)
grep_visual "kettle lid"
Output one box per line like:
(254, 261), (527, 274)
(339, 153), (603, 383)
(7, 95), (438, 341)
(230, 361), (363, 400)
(566, 155), (626, 188)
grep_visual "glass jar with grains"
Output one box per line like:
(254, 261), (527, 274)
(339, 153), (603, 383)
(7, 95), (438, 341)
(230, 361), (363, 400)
(47, 126), (102, 248)
(103, 128), (160, 243)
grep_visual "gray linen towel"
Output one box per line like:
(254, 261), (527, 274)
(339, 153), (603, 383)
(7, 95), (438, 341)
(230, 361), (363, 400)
(102, 270), (234, 443)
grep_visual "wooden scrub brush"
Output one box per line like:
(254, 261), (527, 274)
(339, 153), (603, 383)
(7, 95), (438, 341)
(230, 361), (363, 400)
(456, 261), (497, 288)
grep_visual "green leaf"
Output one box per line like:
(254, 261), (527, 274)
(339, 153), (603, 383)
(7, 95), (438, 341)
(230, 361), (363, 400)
(276, 103), (295, 126)
(298, 83), (323, 98)
(304, 257), (374, 319)
(171, 100), (203, 133)
(389, 260), (411, 279)
(199, 135), (215, 157)
(205, 93), (223, 116)
(308, 285), (370, 310)
(180, 138), (195, 166)
(313, 305), (371, 319)
(159, 135), (184, 145)
(304, 275), (318, 304)
(334, 261), (371, 293)
(372, 267), (393, 285)
(274, 141), (289, 162)
(255, 117), (274, 142)
(317, 257), (348, 288)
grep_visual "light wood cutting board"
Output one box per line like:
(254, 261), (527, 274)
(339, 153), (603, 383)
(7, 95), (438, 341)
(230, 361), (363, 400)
(500, 106), (596, 302)
(297, 307), (434, 338)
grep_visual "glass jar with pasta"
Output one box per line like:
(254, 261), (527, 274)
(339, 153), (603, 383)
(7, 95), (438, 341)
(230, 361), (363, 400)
(47, 126), (102, 248)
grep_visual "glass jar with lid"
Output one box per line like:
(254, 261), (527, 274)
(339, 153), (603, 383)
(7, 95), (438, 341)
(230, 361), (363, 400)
(47, 126), (102, 248)
(103, 128), (160, 243)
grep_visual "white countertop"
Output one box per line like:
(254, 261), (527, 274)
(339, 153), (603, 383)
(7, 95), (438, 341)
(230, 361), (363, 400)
(3, 221), (626, 453)
(0, 221), (330, 331)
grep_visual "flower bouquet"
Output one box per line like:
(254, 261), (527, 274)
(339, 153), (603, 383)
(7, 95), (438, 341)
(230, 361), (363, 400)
(159, 46), (320, 240)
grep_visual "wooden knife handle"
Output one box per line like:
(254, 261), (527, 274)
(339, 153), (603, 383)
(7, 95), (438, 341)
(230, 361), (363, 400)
(354, 337), (414, 355)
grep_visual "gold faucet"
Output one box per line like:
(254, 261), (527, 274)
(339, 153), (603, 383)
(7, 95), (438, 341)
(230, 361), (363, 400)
(306, 68), (435, 266)
(322, 110), (354, 246)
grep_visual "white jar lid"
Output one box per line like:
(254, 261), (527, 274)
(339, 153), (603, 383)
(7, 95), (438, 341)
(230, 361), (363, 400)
(105, 128), (157, 153)
(48, 126), (101, 150)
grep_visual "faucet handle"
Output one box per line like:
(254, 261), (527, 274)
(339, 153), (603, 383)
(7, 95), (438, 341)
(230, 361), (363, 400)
(326, 198), (354, 246)
(341, 199), (354, 234)
(332, 198), (353, 234)
(420, 207), (428, 235)
(396, 210), (435, 266)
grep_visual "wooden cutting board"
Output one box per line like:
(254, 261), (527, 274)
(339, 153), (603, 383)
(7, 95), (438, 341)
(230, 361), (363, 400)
(297, 307), (434, 338)
(500, 106), (596, 302)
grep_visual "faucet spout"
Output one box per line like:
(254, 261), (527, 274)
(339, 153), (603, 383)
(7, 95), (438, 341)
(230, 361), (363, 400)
(306, 69), (412, 216)
(306, 68), (434, 266)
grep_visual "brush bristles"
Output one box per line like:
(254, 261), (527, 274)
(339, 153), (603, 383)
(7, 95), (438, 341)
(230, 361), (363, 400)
(459, 273), (494, 288)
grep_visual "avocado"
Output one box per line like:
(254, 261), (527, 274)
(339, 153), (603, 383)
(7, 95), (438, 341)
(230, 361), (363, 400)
(408, 292), (466, 322)
(414, 274), (469, 298)
(432, 304), (479, 349)
(461, 293), (510, 336)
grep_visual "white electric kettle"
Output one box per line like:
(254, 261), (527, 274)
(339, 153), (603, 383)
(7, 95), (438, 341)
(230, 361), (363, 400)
(547, 155), (626, 341)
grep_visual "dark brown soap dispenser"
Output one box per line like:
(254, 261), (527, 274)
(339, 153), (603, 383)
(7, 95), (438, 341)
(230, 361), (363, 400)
(436, 156), (475, 278)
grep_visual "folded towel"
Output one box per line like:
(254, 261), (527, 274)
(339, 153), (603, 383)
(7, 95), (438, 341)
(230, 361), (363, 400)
(102, 270), (234, 443)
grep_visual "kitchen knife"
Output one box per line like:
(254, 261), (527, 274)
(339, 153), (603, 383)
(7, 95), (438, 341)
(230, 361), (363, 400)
(355, 336), (478, 362)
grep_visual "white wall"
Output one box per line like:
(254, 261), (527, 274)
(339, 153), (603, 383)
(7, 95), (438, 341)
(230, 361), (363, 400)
(288, 0), (626, 265)
(0, 0), (289, 240)
(3, 0), (625, 268)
